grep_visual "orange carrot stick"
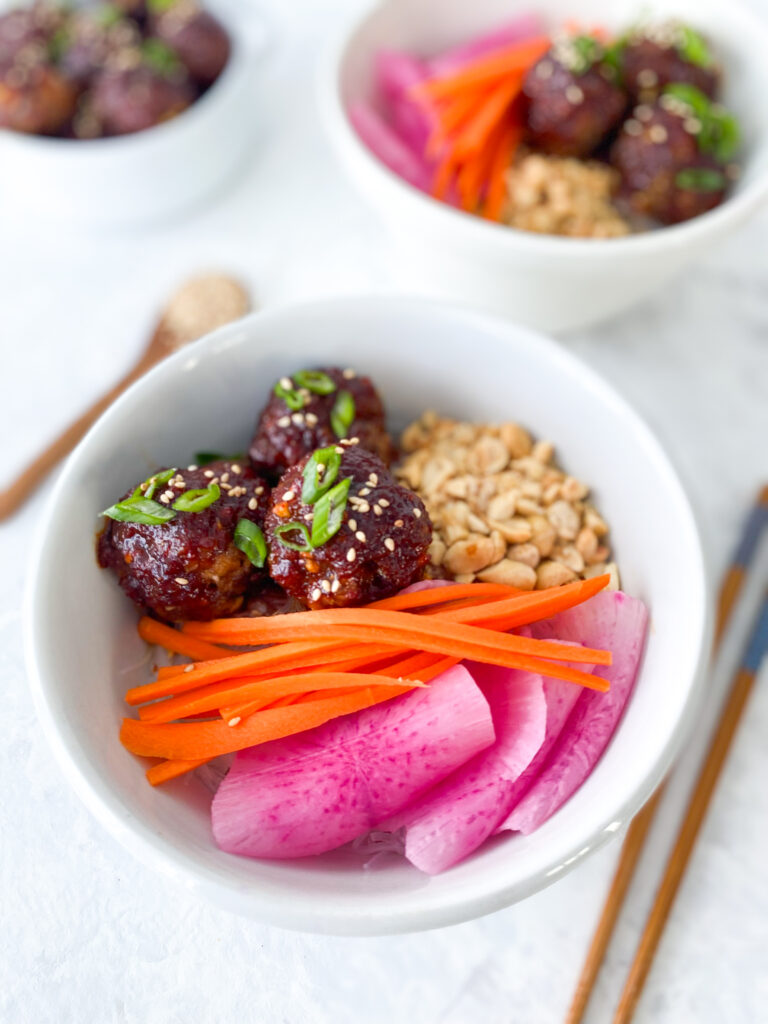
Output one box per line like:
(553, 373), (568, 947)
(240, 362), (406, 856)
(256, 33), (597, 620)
(452, 75), (523, 159)
(484, 121), (521, 221)
(414, 37), (550, 101)
(146, 757), (210, 786)
(137, 617), (230, 662)
(370, 582), (517, 611)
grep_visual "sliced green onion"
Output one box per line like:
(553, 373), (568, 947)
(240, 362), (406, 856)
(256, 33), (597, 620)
(141, 38), (181, 76)
(293, 369), (337, 395)
(194, 451), (244, 466)
(132, 467), (177, 501)
(663, 84), (740, 163)
(102, 496), (176, 526)
(95, 4), (124, 27)
(234, 519), (268, 568)
(675, 167), (727, 192)
(311, 477), (351, 547)
(274, 380), (306, 411)
(677, 24), (713, 69)
(172, 483), (220, 513)
(302, 446), (341, 504)
(147, 0), (178, 13)
(330, 390), (356, 439)
(274, 521), (313, 552)
(570, 35), (602, 74)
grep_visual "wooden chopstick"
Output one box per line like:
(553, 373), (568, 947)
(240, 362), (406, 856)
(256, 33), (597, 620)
(613, 590), (768, 1023)
(565, 483), (768, 1024)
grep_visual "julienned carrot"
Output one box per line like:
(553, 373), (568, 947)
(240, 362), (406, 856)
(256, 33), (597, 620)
(139, 672), (424, 725)
(452, 74), (523, 160)
(370, 581), (517, 610)
(444, 574), (609, 627)
(484, 121), (522, 220)
(137, 617), (230, 663)
(146, 757), (209, 786)
(456, 115), (508, 210)
(428, 85), (493, 154)
(432, 150), (459, 199)
(122, 684), (415, 762)
(414, 36), (550, 100)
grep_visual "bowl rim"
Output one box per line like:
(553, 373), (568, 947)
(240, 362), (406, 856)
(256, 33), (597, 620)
(0, 0), (266, 154)
(320, 0), (768, 261)
(24, 295), (712, 934)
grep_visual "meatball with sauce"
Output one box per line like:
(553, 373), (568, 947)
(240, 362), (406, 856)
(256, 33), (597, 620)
(0, 2), (63, 65)
(58, 6), (142, 87)
(97, 459), (271, 622)
(265, 443), (432, 609)
(249, 367), (395, 480)
(0, 60), (76, 134)
(611, 86), (737, 224)
(523, 34), (627, 158)
(88, 46), (194, 134)
(149, 0), (229, 86)
(621, 23), (719, 104)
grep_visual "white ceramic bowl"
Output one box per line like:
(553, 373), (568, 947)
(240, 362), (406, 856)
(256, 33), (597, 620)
(321, 0), (768, 332)
(26, 296), (710, 934)
(0, 0), (266, 227)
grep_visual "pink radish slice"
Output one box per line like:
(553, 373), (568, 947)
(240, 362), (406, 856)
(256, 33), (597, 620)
(211, 664), (494, 860)
(376, 668), (546, 875)
(348, 101), (432, 190)
(500, 591), (649, 835)
(427, 13), (546, 78)
(375, 49), (429, 104)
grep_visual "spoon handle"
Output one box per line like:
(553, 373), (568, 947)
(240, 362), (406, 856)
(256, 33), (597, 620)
(0, 344), (162, 522)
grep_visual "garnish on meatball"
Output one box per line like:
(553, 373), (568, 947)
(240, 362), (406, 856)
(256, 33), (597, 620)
(0, 60), (76, 134)
(523, 34), (628, 158)
(58, 5), (142, 86)
(620, 21), (719, 103)
(249, 367), (394, 480)
(611, 84), (739, 224)
(97, 459), (271, 622)
(264, 443), (432, 609)
(148, 0), (229, 86)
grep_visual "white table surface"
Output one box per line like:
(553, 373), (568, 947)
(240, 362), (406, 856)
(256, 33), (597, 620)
(2, 2), (767, 1021)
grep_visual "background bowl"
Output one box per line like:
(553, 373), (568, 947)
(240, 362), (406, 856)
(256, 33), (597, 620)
(0, 0), (266, 228)
(25, 295), (710, 934)
(321, 0), (768, 332)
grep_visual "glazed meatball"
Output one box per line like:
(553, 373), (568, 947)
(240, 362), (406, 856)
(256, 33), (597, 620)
(265, 444), (432, 609)
(97, 460), (271, 622)
(0, 2), (63, 65)
(150, 0), (229, 86)
(621, 24), (719, 103)
(58, 7), (142, 86)
(250, 367), (394, 480)
(523, 35), (627, 158)
(89, 45), (193, 134)
(611, 88), (736, 224)
(0, 60), (76, 134)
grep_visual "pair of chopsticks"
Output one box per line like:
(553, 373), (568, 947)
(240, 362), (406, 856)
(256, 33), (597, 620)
(567, 484), (768, 1024)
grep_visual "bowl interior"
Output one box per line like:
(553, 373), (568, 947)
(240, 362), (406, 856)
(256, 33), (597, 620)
(337, 0), (768, 207)
(27, 297), (708, 934)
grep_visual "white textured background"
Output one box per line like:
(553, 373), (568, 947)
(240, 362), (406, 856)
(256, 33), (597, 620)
(1, 1), (767, 1021)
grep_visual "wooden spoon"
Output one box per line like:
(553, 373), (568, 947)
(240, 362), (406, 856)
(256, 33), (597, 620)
(0, 274), (251, 522)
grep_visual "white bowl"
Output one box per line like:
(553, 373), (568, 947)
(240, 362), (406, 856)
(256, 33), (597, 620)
(321, 0), (768, 332)
(25, 295), (710, 934)
(0, 0), (266, 227)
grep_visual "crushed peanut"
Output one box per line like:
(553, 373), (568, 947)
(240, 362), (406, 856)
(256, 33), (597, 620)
(396, 412), (618, 590)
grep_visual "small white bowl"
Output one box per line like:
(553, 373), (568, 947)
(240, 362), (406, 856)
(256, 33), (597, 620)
(0, 0), (266, 227)
(321, 0), (768, 332)
(25, 295), (710, 934)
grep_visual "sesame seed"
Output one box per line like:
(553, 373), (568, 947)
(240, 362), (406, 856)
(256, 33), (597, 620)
(348, 437), (360, 445)
(306, 413), (318, 427)
(565, 84), (584, 105)
(368, 473), (378, 486)
(255, 487), (265, 495)
(394, 519), (404, 528)
(248, 497), (258, 510)
(413, 508), (422, 518)
(359, 487), (371, 496)
(187, 465), (197, 471)
(634, 104), (653, 122)
(348, 518), (357, 531)
(536, 59), (554, 79)
(683, 117), (702, 135)
(384, 538), (395, 552)
(335, 447), (344, 455)
(355, 531), (366, 542)
(220, 473), (230, 484)
(331, 578), (340, 593)
(291, 413), (305, 426)
(342, 368), (356, 379)
(227, 717), (242, 727)
(220, 482), (231, 491)
(311, 587), (322, 601)
(637, 68), (658, 88)
(277, 416), (291, 428)
(346, 548), (356, 562)
(231, 464), (241, 474)
(648, 124), (668, 144)
(624, 119), (642, 136)
(373, 505), (383, 516)
(175, 577), (189, 585)
(174, 480), (186, 489)
(210, 478), (219, 487)
(320, 580), (332, 593)
(282, 490), (296, 501)
(378, 498), (390, 508)
(159, 493), (171, 504)
(279, 377), (293, 390)
(183, 664), (195, 673)
(204, 469), (214, 478)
